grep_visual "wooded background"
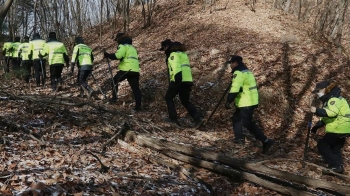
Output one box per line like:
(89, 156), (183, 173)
(1, 0), (350, 53)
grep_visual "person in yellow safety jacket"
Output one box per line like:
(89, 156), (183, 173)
(2, 38), (13, 73)
(30, 33), (47, 87)
(103, 33), (142, 111)
(70, 36), (94, 98)
(11, 37), (21, 73)
(39, 32), (69, 92)
(225, 55), (274, 154)
(159, 40), (202, 127)
(310, 81), (350, 174)
(18, 36), (32, 83)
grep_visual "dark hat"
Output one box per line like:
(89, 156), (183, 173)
(75, 36), (84, 44)
(114, 32), (125, 41)
(312, 81), (330, 93)
(49, 32), (56, 39)
(159, 39), (172, 51)
(226, 55), (243, 64)
(14, 37), (20, 42)
(33, 32), (41, 39)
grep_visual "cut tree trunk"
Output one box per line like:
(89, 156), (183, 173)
(121, 130), (350, 196)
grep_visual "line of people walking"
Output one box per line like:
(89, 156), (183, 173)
(3, 32), (350, 174)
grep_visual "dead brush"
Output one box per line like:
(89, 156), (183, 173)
(259, 87), (290, 115)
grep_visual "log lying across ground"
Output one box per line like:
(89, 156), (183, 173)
(116, 129), (350, 196)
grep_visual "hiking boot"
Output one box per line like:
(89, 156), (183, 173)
(233, 138), (245, 145)
(329, 165), (344, 174)
(81, 86), (91, 99)
(163, 118), (181, 127)
(57, 83), (63, 91)
(87, 86), (94, 97)
(262, 139), (275, 154)
(133, 106), (142, 112)
(193, 118), (204, 129)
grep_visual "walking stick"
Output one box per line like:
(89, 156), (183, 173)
(90, 73), (107, 99)
(106, 58), (118, 103)
(39, 58), (46, 87)
(198, 82), (232, 128)
(302, 96), (317, 168)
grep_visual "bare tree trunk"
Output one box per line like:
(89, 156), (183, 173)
(127, 0), (130, 32)
(33, 0), (39, 33)
(330, 0), (348, 52)
(100, 0), (103, 46)
(297, 0), (302, 20)
(76, 0), (82, 35)
(140, 0), (146, 28)
(284, 0), (292, 12)
(123, 0), (127, 32)
(0, 0), (14, 28)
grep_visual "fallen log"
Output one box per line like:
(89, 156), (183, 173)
(122, 130), (350, 196)
(116, 139), (216, 195)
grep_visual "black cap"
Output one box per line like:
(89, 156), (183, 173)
(226, 55), (243, 64)
(312, 81), (330, 93)
(49, 32), (56, 39)
(114, 32), (125, 41)
(75, 36), (84, 44)
(159, 39), (172, 51)
(23, 36), (29, 42)
(33, 33), (41, 39)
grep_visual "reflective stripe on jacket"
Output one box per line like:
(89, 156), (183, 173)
(114, 44), (139, 72)
(43, 41), (68, 65)
(321, 97), (350, 134)
(230, 69), (259, 107)
(2, 42), (13, 57)
(71, 44), (93, 70)
(11, 42), (21, 58)
(30, 39), (46, 60)
(167, 51), (193, 82)
(18, 43), (31, 60)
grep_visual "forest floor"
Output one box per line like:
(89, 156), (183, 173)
(1, 0), (350, 195)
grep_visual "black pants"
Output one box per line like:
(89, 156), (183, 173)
(231, 106), (267, 143)
(76, 68), (81, 85)
(22, 60), (32, 83)
(112, 71), (141, 108)
(50, 64), (64, 90)
(165, 82), (201, 120)
(317, 133), (348, 168)
(11, 58), (20, 71)
(4, 56), (11, 72)
(33, 59), (46, 85)
(79, 69), (92, 89)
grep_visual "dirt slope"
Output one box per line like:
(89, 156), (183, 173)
(1, 0), (349, 195)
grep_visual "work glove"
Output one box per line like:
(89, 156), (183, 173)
(310, 106), (316, 113)
(225, 102), (231, 110)
(311, 120), (324, 134)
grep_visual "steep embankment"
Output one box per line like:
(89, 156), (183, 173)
(1, 0), (349, 195)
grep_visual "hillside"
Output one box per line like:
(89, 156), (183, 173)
(0, 0), (350, 195)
